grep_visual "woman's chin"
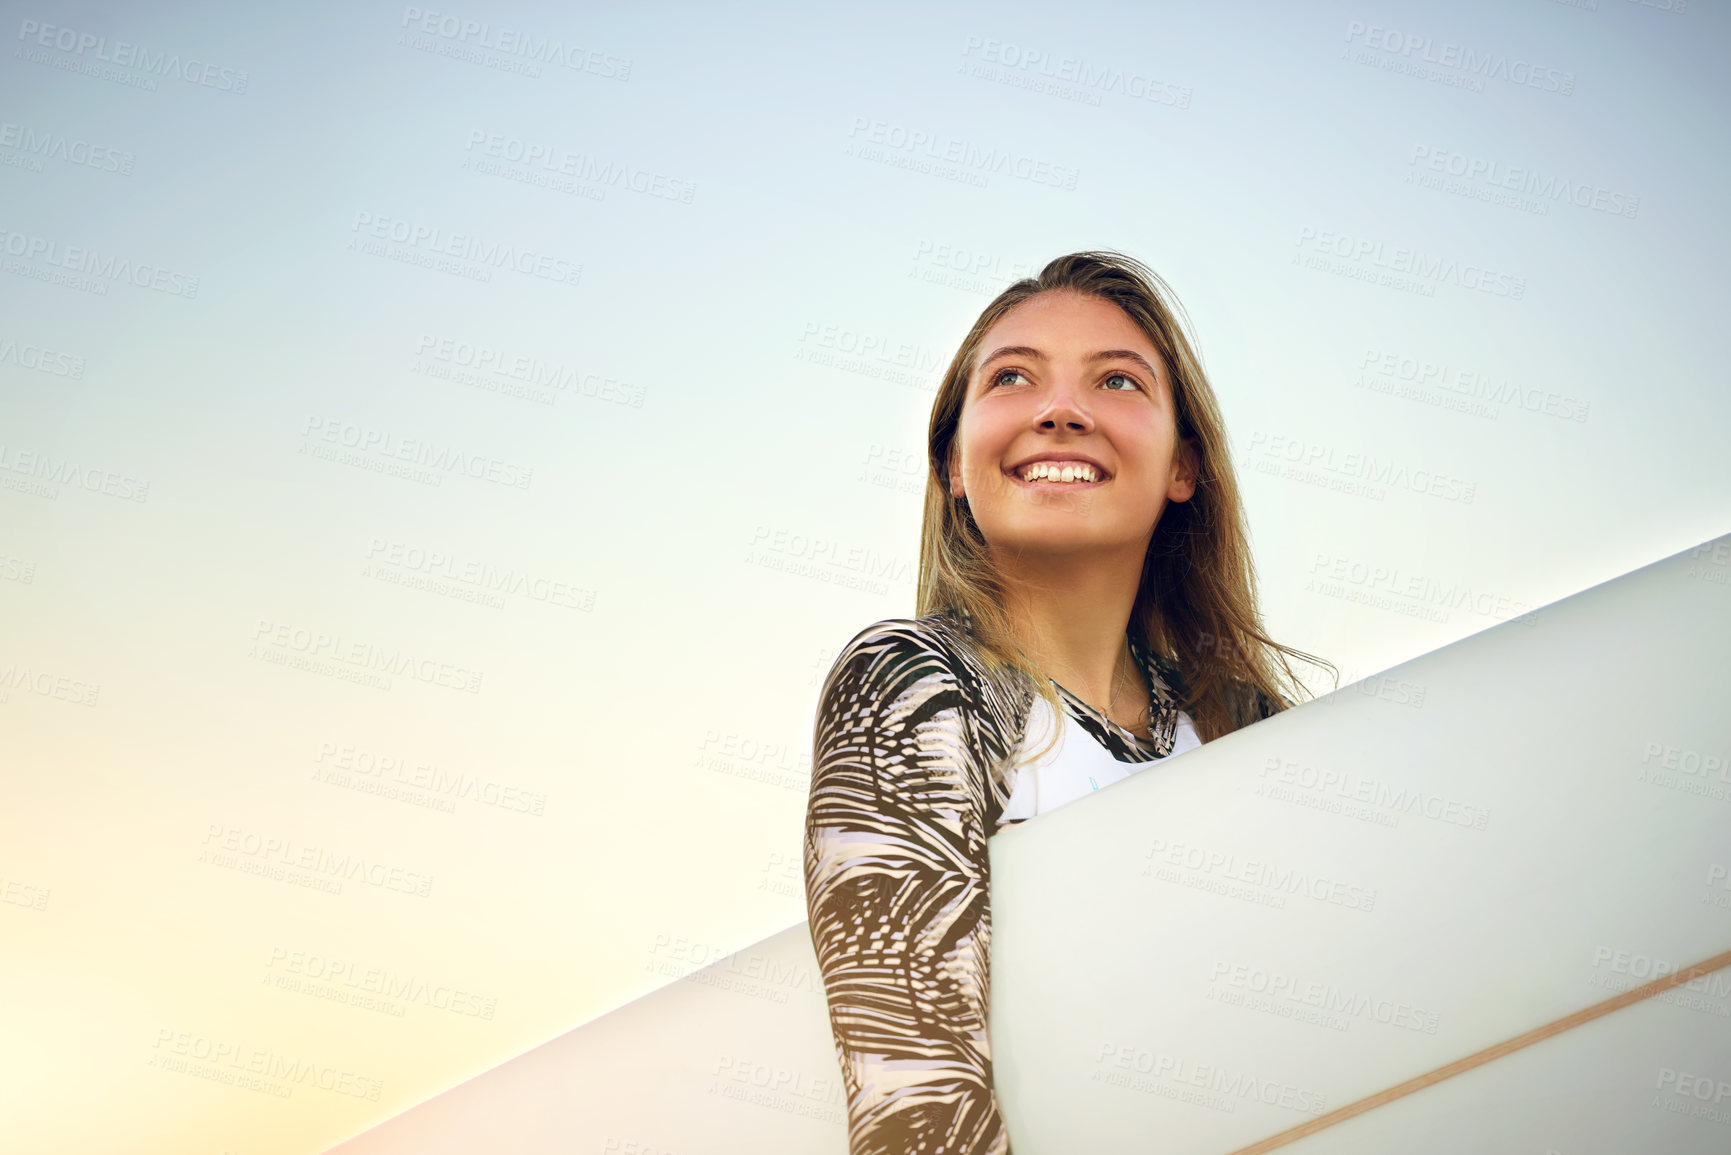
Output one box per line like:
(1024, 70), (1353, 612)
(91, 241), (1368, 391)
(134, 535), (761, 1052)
(982, 523), (1133, 559)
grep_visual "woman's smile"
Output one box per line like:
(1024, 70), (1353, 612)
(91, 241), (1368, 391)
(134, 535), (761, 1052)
(1005, 459), (1111, 489)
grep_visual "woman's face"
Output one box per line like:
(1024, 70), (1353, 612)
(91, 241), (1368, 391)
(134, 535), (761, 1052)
(947, 289), (1195, 562)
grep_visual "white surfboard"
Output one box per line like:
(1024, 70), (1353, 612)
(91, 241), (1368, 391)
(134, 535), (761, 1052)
(325, 533), (1731, 1155)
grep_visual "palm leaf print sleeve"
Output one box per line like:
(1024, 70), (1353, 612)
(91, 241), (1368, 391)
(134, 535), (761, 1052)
(803, 621), (1012, 1155)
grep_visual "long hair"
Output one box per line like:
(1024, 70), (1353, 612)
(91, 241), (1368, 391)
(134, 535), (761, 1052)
(917, 250), (1335, 744)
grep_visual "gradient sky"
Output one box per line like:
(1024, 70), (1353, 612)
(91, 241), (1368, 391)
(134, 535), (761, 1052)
(2, 0), (1727, 1151)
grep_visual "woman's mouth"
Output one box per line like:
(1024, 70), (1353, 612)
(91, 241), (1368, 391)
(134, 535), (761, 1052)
(1006, 461), (1108, 487)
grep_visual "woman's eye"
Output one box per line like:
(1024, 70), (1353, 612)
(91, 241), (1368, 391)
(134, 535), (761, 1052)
(987, 369), (1140, 390)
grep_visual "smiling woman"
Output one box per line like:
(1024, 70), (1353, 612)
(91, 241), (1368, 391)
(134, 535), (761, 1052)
(803, 250), (1334, 1154)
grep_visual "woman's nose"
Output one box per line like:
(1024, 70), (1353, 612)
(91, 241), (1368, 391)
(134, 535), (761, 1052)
(1032, 377), (1094, 431)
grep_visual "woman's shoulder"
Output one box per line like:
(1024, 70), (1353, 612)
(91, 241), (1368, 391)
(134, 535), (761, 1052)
(835, 612), (958, 650)
(814, 612), (1029, 816)
(835, 610), (979, 655)
(819, 611), (1029, 754)
(820, 612), (978, 697)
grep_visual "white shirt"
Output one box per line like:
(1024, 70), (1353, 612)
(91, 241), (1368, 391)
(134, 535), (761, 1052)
(997, 691), (1201, 825)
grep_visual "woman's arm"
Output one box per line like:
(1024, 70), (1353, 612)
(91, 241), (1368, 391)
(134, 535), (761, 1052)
(803, 622), (1011, 1155)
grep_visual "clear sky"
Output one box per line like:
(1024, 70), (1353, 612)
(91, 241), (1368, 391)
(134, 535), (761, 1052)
(1, 0), (1727, 1150)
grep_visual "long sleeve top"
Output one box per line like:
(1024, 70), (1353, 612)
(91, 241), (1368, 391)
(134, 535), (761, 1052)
(803, 608), (1235, 1154)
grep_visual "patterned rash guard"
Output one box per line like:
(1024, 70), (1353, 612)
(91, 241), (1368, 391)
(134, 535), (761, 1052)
(803, 608), (1265, 1155)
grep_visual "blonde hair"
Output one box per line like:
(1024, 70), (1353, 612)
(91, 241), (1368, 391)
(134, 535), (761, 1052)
(916, 250), (1335, 744)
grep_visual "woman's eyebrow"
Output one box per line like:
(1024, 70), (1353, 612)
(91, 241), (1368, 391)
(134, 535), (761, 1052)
(979, 345), (1160, 378)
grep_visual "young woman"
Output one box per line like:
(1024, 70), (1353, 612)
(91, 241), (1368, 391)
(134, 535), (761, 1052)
(803, 251), (1332, 1154)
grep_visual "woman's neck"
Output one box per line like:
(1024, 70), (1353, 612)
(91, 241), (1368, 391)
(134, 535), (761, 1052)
(996, 543), (1146, 713)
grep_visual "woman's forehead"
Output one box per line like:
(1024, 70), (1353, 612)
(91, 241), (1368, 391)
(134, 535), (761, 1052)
(973, 300), (1166, 386)
(977, 292), (1160, 363)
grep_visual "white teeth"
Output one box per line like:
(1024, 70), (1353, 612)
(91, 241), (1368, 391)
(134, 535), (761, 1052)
(1019, 461), (1099, 483)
